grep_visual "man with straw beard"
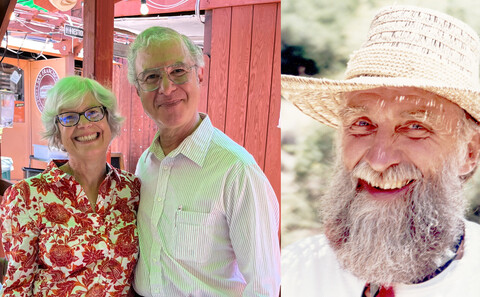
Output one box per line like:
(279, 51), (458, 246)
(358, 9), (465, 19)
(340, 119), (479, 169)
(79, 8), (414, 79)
(281, 5), (480, 297)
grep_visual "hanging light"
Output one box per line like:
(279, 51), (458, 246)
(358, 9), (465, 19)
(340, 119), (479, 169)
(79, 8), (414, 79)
(140, 0), (149, 15)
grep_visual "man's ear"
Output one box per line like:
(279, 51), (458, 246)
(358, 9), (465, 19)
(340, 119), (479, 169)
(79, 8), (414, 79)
(197, 66), (204, 84)
(459, 132), (480, 177)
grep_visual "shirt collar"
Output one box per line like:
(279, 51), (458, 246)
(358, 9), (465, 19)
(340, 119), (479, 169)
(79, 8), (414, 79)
(148, 113), (213, 167)
(48, 160), (121, 184)
(48, 160), (68, 183)
(105, 162), (122, 183)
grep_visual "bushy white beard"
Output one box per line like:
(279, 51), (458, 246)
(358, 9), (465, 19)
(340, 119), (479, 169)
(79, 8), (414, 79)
(322, 159), (465, 285)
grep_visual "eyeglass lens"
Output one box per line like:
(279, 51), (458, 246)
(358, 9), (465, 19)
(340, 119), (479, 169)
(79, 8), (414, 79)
(57, 106), (106, 127)
(137, 64), (193, 92)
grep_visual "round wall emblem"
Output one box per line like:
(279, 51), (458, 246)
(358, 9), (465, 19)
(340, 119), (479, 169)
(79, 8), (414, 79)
(34, 66), (59, 112)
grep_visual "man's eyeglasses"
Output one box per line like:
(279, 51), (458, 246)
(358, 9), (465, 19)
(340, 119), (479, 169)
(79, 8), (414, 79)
(56, 106), (107, 127)
(136, 63), (196, 92)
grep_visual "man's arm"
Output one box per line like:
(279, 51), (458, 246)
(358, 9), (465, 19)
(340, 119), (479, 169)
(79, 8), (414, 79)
(225, 162), (280, 296)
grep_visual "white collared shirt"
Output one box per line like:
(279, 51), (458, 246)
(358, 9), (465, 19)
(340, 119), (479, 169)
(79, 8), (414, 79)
(282, 220), (480, 297)
(134, 114), (280, 296)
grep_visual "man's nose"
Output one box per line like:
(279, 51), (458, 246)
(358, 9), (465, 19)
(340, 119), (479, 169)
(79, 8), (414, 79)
(364, 130), (401, 172)
(157, 75), (176, 96)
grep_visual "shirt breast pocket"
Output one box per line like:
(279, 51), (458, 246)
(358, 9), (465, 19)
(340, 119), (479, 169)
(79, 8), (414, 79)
(174, 210), (213, 263)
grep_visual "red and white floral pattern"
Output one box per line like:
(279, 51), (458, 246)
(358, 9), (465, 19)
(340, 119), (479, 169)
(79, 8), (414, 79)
(0, 161), (140, 296)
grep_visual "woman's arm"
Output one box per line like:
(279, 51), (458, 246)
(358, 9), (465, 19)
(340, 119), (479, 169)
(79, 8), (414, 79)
(1, 180), (40, 296)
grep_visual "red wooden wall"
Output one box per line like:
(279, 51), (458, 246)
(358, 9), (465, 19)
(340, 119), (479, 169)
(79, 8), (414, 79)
(110, 2), (281, 199)
(110, 59), (157, 173)
(204, 3), (281, 197)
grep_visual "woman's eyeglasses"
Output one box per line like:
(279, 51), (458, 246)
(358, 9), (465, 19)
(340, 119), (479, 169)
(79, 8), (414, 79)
(56, 106), (107, 127)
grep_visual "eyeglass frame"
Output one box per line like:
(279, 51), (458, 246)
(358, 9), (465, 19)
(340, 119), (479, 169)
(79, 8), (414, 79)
(55, 105), (107, 127)
(135, 63), (198, 92)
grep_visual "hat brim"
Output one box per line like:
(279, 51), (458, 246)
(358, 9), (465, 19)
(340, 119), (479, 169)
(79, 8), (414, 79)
(281, 75), (480, 128)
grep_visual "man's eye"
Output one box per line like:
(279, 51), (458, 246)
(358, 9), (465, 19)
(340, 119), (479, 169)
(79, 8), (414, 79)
(398, 122), (431, 139)
(170, 68), (187, 77)
(144, 73), (160, 82)
(347, 118), (376, 135)
(408, 123), (424, 130)
(356, 120), (370, 127)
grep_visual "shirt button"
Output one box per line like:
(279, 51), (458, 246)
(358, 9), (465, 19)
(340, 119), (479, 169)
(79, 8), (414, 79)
(163, 165), (169, 170)
(157, 197), (162, 202)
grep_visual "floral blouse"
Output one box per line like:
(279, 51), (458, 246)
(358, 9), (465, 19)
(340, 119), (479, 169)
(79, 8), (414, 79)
(0, 161), (140, 296)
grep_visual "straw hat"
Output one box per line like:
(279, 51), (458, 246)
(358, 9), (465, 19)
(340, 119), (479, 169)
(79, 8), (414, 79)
(281, 5), (480, 128)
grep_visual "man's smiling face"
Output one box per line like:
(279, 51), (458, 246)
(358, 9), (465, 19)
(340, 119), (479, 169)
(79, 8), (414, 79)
(320, 86), (479, 284)
(341, 86), (468, 201)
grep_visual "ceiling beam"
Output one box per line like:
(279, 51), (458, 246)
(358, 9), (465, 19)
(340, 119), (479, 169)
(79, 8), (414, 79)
(114, 0), (280, 17)
(83, 0), (115, 87)
(0, 0), (17, 42)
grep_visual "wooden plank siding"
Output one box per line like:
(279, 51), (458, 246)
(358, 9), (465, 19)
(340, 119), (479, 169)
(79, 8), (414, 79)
(263, 3), (281, 199)
(110, 2), (281, 199)
(114, 0), (280, 17)
(204, 7), (231, 132)
(199, 54), (210, 113)
(112, 61), (133, 170)
(204, 2), (281, 197)
(111, 57), (157, 173)
(244, 3), (277, 169)
(224, 5), (253, 146)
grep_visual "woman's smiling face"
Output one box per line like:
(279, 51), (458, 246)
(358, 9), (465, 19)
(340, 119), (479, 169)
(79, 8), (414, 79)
(57, 92), (112, 161)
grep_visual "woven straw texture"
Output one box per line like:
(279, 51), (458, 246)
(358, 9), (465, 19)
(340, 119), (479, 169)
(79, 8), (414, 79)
(281, 5), (480, 128)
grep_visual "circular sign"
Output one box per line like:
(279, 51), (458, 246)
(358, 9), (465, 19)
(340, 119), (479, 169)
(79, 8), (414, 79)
(34, 66), (59, 112)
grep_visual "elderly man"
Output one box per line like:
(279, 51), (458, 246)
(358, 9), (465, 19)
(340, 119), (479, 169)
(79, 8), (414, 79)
(126, 27), (280, 296)
(281, 5), (480, 297)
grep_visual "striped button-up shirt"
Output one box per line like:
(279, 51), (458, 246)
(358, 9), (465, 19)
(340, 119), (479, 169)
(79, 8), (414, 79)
(133, 114), (280, 296)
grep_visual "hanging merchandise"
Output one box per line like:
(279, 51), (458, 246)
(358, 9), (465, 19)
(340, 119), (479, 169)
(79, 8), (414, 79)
(0, 91), (15, 128)
(0, 62), (24, 127)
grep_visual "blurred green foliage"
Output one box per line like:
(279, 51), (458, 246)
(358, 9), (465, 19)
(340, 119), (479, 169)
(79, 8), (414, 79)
(293, 126), (335, 203)
(281, 0), (480, 77)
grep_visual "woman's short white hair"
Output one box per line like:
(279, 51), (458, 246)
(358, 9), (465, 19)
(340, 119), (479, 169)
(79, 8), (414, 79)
(41, 76), (124, 150)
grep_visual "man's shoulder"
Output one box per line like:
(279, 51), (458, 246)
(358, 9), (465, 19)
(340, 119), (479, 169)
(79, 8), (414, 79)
(282, 234), (333, 269)
(466, 219), (480, 232)
(209, 127), (256, 165)
(134, 147), (154, 176)
(282, 234), (364, 296)
(465, 219), (480, 255)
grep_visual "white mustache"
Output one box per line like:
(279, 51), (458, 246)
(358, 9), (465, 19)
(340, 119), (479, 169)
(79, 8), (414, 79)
(352, 161), (423, 190)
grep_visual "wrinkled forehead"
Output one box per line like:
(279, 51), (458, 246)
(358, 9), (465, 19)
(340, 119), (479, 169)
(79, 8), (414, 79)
(135, 38), (192, 73)
(340, 87), (465, 121)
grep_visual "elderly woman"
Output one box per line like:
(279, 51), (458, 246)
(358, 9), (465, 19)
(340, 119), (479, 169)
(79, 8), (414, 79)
(0, 76), (140, 296)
